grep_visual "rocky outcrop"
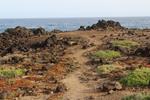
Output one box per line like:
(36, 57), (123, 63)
(79, 20), (125, 31)
(97, 81), (122, 93)
(45, 34), (58, 47)
(50, 29), (63, 33)
(32, 27), (47, 35)
(0, 27), (62, 55)
(4, 26), (34, 37)
(78, 26), (86, 31)
(0, 26), (86, 66)
(30, 34), (58, 49)
(135, 45), (150, 57)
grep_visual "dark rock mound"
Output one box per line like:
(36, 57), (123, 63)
(97, 81), (122, 93)
(79, 20), (125, 31)
(32, 27), (47, 35)
(45, 34), (58, 47)
(31, 34), (60, 49)
(50, 29), (63, 33)
(4, 26), (34, 37)
(0, 27), (60, 56)
(78, 26), (86, 31)
(135, 45), (150, 57)
(0, 26), (84, 57)
(97, 20), (123, 29)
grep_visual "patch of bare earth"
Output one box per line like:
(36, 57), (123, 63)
(61, 30), (150, 100)
(61, 31), (106, 100)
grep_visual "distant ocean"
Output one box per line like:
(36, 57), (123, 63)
(0, 17), (150, 32)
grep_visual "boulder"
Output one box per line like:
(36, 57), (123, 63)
(45, 34), (58, 47)
(135, 46), (150, 57)
(78, 26), (85, 31)
(50, 29), (63, 33)
(97, 81), (122, 92)
(5, 26), (33, 37)
(32, 27), (47, 35)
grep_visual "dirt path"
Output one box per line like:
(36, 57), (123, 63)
(61, 31), (102, 100)
(62, 46), (95, 100)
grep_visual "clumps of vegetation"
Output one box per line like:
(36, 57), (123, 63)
(0, 68), (25, 78)
(92, 50), (121, 60)
(97, 64), (121, 74)
(120, 67), (150, 87)
(111, 40), (139, 49)
(122, 93), (150, 100)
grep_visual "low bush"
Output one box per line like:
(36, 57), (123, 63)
(92, 50), (121, 60)
(0, 68), (25, 78)
(120, 67), (150, 87)
(111, 40), (139, 49)
(97, 64), (121, 74)
(122, 93), (150, 100)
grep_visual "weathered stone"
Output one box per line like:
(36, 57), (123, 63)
(32, 27), (47, 35)
(135, 46), (150, 57)
(83, 20), (125, 30)
(5, 26), (33, 37)
(51, 29), (63, 33)
(97, 81), (122, 92)
(45, 34), (58, 47)
(78, 26), (85, 31)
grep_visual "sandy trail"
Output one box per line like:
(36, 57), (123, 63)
(62, 47), (95, 100)
(61, 31), (102, 100)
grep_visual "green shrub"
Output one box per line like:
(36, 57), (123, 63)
(111, 40), (139, 49)
(92, 50), (121, 60)
(120, 68), (150, 87)
(97, 64), (121, 74)
(122, 93), (150, 100)
(0, 68), (25, 78)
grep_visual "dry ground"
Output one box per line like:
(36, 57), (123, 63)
(59, 30), (150, 100)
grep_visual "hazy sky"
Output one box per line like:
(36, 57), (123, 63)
(0, 0), (149, 18)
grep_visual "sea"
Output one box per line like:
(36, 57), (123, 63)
(0, 17), (150, 32)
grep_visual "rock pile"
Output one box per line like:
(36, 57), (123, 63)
(78, 20), (125, 31)
(0, 27), (65, 56)
(0, 26), (86, 65)
(97, 81), (122, 93)
(135, 44), (150, 57)
(32, 27), (47, 35)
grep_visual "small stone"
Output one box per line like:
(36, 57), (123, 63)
(115, 82), (122, 90)
(108, 90), (114, 94)
(68, 41), (78, 46)
(50, 91), (54, 94)
(97, 81), (122, 92)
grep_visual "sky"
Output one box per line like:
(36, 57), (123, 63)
(0, 0), (149, 18)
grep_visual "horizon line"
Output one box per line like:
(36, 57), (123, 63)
(0, 16), (150, 19)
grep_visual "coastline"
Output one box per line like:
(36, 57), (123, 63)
(1, 17), (150, 32)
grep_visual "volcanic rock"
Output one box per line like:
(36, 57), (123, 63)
(5, 26), (33, 37)
(97, 81), (122, 92)
(32, 27), (47, 35)
(79, 20), (125, 31)
(50, 29), (63, 33)
(135, 45), (150, 57)
(78, 26), (86, 31)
